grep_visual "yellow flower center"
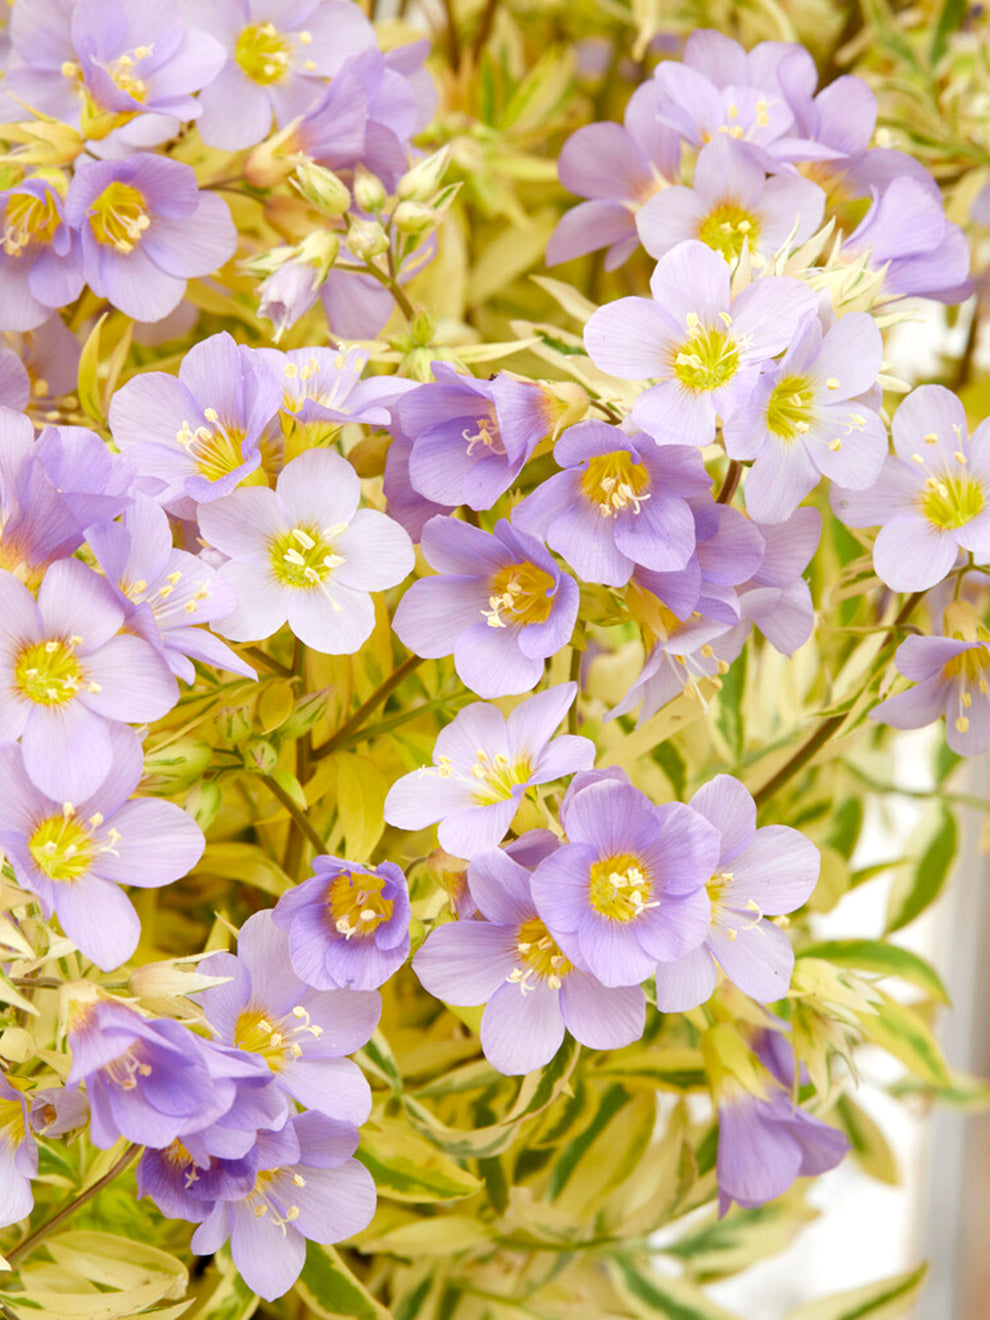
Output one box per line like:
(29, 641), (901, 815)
(235, 22), (292, 85)
(765, 374), (816, 441)
(88, 181), (150, 253)
(0, 1095), (26, 1150)
(509, 915), (572, 992)
(233, 1003), (323, 1071)
(268, 523), (345, 590)
(28, 810), (101, 883)
(434, 747), (533, 807)
(14, 638), (84, 706)
(175, 413), (253, 483)
(327, 870), (393, 939)
(248, 1166), (305, 1229)
(105, 46), (153, 102)
(698, 202), (760, 262)
(920, 474), (985, 530)
(2, 187), (63, 257)
(482, 561), (555, 629)
(462, 407), (504, 457)
(588, 852), (656, 922)
(579, 451), (652, 517)
(672, 322), (739, 392)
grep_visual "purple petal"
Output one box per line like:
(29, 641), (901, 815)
(559, 970), (645, 1048)
(413, 920), (518, 1005)
(481, 980), (565, 1074)
(652, 945), (718, 1011)
(708, 920), (794, 1001)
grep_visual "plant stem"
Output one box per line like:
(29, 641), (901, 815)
(472, 0), (499, 57)
(716, 460), (742, 505)
(240, 646), (293, 678)
(313, 653), (425, 760)
(261, 775), (326, 857)
(7, 1143), (142, 1268)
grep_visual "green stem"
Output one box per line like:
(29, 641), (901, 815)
(7, 1144), (142, 1268)
(313, 653), (425, 760)
(261, 775), (326, 857)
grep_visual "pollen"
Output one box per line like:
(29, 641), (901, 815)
(588, 853), (657, 923)
(509, 916), (573, 993)
(481, 560), (555, 629)
(327, 870), (393, 939)
(14, 638), (84, 707)
(671, 325), (740, 393)
(579, 450), (652, 517)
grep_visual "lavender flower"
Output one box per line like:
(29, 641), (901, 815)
(65, 154), (237, 322)
(392, 516), (579, 698)
(724, 310), (887, 523)
(584, 240), (816, 447)
(108, 331), (282, 508)
(189, 1111), (376, 1302)
(272, 858), (411, 994)
(28, 1085), (89, 1138)
(653, 775), (819, 1010)
(530, 778), (720, 987)
(257, 344), (416, 429)
(831, 385), (990, 591)
(871, 634), (990, 755)
(0, 176), (84, 331)
(637, 135), (825, 266)
(0, 729), (205, 971)
(383, 683), (594, 859)
(0, 558), (178, 801)
(383, 416), (451, 541)
(730, 507), (820, 656)
(414, 845), (644, 1074)
(195, 910), (379, 1120)
(546, 79), (680, 269)
(199, 447), (414, 654)
(0, 1074), (37, 1230)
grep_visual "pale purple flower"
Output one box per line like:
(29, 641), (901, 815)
(637, 135), (825, 266)
(511, 421), (709, 587)
(393, 516), (578, 698)
(729, 506), (820, 656)
(724, 310), (887, 523)
(257, 255), (324, 340)
(196, 910), (379, 1121)
(0, 730), (204, 971)
(383, 683), (594, 860)
(256, 344), (416, 429)
(842, 177), (972, 304)
(0, 558), (178, 801)
(189, 0), (378, 151)
(546, 79), (680, 269)
(393, 365), (557, 512)
(383, 416), (450, 541)
(108, 332), (282, 508)
(189, 1111), (376, 1302)
(414, 844), (645, 1074)
(28, 1085), (89, 1137)
(530, 778), (719, 988)
(272, 857), (410, 995)
(584, 240), (817, 447)
(86, 494), (256, 682)
(830, 385), (990, 592)
(0, 1074), (37, 1230)
(65, 154), (237, 322)
(871, 635), (990, 755)
(653, 775), (819, 1010)
(199, 447), (413, 654)
(0, 177), (85, 331)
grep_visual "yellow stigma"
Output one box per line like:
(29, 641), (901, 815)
(481, 561), (555, 629)
(579, 451), (652, 517)
(765, 374), (816, 441)
(327, 870), (393, 939)
(588, 852), (656, 923)
(2, 187), (63, 257)
(87, 181), (150, 253)
(511, 916), (572, 992)
(268, 523), (345, 590)
(457, 747), (533, 807)
(14, 638), (84, 706)
(672, 325), (740, 393)
(235, 21), (292, 85)
(698, 202), (760, 262)
(28, 811), (95, 883)
(920, 474), (984, 530)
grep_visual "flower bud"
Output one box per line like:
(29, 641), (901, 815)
(346, 218), (389, 260)
(392, 200), (437, 236)
(280, 687), (334, 739)
(241, 243), (297, 278)
(291, 159), (351, 216)
(396, 145), (453, 203)
(353, 163), (387, 213)
(143, 739), (213, 792)
(130, 959), (234, 1002)
(244, 737), (279, 774)
(185, 781), (223, 833)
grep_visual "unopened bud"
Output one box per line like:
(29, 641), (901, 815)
(244, 737), (280, 774)
(346, 218), (389, 260)
(241, 243), (296, 279)
(291, 159), (350, 216)
(185, 781), (222, 833)
(353, 163), (387, 213)
(143, 739), (213, 791)
(392, 200), (437, 236)
(396, 145), (453, 203)
(214, 705), (253, 745)
(409, 308), (436, 346)
(280, 687), (333, 739)
(131, 960), (233, 1001)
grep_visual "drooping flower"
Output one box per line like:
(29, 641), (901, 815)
(637, 135), (825, 266)
(392, 516), (579, 698)
(65, 154), (237, 322)
(383, 682), (594, 860)
(0, 175), (85, 332)
(108, 331), (282, 508)
(530, 777), (720, 987)
(191, 0), (378, 151)
(414, 844), (645, 1074)
(584, 240), (817, 447)
(510, 421), (708, 586)
(271, 858), (410, 994)
(653, 775), (819, 1011)
(724, 310), (887, 523)
(0, 728), (205, 971)
(0, 558), (178, 801)
(382, 415), (451, 541)
(256, 344), (416, 429)
(199, 447), (414, 654)
(831, 385), (990, 591)
(546, 78), (680, 269)
(195, 910), (379, 1121)
(870, 633), (990, 755)
(728, 506), (820, 656)
(188, 1111), (376, 1302)
(27, 1085), (89, 1138)
(0, 1074), (37, 1230)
